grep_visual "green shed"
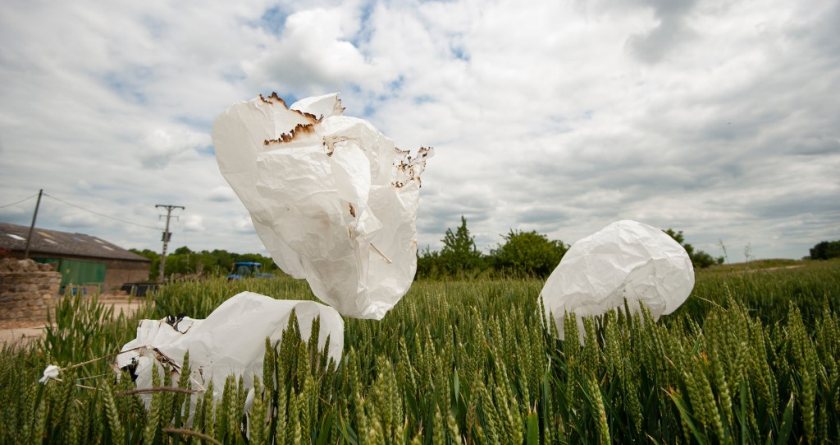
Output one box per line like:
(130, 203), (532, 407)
(1, 222), (150, 293)
(39, 258), (107, 293)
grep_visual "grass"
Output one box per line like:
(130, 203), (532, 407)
(0, 259), (838, 444)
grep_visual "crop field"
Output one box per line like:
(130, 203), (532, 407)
(1, 260), (838, 444)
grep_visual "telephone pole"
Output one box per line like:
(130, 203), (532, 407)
(23, 189), (44, 259)
(155, 204), (185, 283)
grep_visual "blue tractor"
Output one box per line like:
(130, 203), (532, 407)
(227, 261), (274, 280)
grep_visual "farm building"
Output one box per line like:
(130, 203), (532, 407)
(0, 222), (150, 293)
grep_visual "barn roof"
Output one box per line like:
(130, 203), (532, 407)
(0, 222), (150, 262)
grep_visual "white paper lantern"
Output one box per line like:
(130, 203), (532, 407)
(541, 220), (695, 341)
(116, 291), (343, 403)
(212, 93), (431, 319)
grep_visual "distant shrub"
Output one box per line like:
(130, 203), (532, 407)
(810, 240), (840, 260)
(491, 230), (568, 278)
(663, 228), (724, 268)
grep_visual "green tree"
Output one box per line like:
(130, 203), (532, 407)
(172, 246), (193, 255)
(810, 240), (840, 260)
(491, 230), (568, 278)
(439, 216), (484, 276)
(416, 246), (443, 279)
(130, 248), (160, 281)
(663, 229), (724, 268)
(234, 252), (279, 272)
(129, 248), (159, 263)
(129, 247), (281, 280)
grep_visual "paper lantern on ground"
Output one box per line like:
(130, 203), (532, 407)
(116, 291), (343, 403)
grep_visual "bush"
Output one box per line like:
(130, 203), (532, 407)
(491, 230), (568, 278)
(810, 240), (840, 260)
(663, 228), (724, 268)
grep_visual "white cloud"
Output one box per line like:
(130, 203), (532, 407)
(235, 215), (255, 234)
(183, 214), (206, 232)
(0, 0), (838, 262)
(245, 5), (393, 94)
(59, 212), (106, 229)
(141, 127), (212, 169)
(208, 186), (237, 202)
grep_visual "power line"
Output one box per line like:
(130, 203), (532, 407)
(0, 193), (37, 209)
(43, 192), (161, 231)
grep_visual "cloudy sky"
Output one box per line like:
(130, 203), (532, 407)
(1, 0), (838, 262)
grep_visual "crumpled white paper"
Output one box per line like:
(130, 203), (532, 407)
(116, 292), (343, 402)
(541, 220), (695, 341)
(39, 364), (60, 384)
(212, 93), (432, 319)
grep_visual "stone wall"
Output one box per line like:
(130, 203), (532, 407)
(0, 258), (60, 322)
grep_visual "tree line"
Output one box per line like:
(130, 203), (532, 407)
(130, 247), (279, 281)
(133, 218), (733, 281)
(810, 240), (840, 260)
(417, 217), (724, 279)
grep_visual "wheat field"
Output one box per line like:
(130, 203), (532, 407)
(0, 260), (838, 444)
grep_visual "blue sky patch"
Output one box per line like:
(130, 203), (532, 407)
(414, 95), (435, 105)
(101, 71), (149, 105)
(350, 1), (375, 47)
(196, 145), (215, 156)
(281, 92), (300, 105)
(387, 75), (405, 93)
(259, 6), (287, 36)
(451, 44), (470, 61)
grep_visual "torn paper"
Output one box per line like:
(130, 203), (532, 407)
(116, 292), (343, 402)
(212, 93), (432, 319)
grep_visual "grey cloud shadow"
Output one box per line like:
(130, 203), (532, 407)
(625, 0), (698, 63)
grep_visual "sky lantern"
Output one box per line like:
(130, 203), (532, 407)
(213, 93), (432, 319)
(541, 219), (695, 342)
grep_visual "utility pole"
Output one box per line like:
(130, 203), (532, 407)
(24, 189), (43, 259)
(155, 204), (185, 283)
